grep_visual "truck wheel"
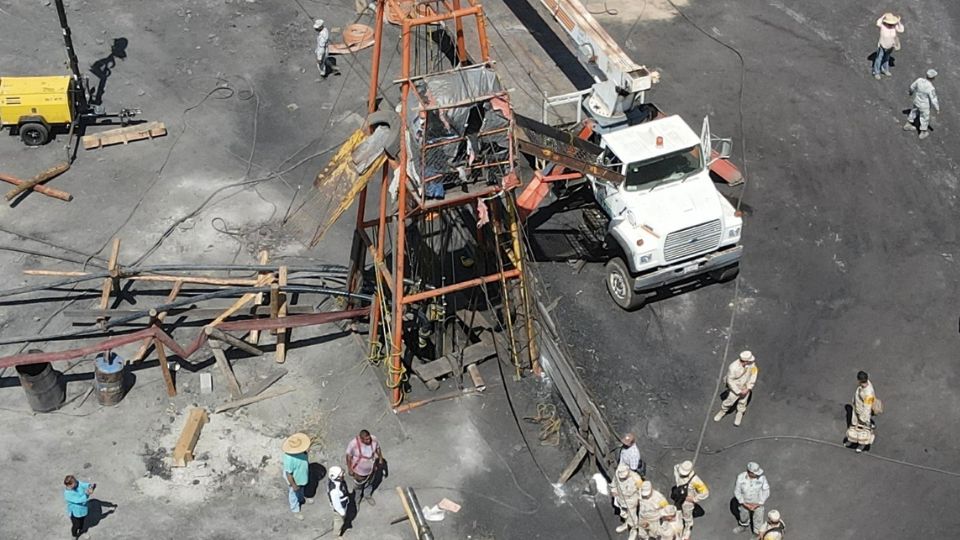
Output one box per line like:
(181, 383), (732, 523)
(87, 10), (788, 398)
(605, 257), (645, 311)
(709, 263), (740, 283)
(19, 123), (49, 146)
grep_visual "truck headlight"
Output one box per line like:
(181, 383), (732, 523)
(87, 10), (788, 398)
(727, 227), (741, 238)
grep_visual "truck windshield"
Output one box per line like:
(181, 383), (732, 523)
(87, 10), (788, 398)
(624, 145), (702, 191)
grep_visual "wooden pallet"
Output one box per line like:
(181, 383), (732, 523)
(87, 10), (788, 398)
(82, 121), (166, 150)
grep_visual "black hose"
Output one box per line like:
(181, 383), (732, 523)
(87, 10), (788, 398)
(0, 264), (349, 298)
(0, 284), (371, 345)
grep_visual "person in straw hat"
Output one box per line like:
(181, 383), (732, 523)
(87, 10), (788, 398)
(636, 480), (670, 540)
(610, 463), (642, 539)
(872, 12), (904, 80)
(714, 350), (759, 427)
(282, 432), (312, 519)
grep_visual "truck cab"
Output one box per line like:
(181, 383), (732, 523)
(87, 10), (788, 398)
(592, 115), (743, 310)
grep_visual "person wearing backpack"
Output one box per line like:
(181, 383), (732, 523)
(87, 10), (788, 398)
(846, 371), (882, 453)
(671, 460), (709, 539)
(757, 509), (785, 539)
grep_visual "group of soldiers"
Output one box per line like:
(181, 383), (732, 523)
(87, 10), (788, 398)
(609, 350), (881, 539)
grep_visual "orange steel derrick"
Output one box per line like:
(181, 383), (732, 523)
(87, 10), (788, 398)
(348, 0), (536, 407)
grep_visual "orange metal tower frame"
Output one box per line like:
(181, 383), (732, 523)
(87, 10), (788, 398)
(348, 0), (536, 407)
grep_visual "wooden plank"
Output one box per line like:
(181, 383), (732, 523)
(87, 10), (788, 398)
(210, 341), (242, 399)
(132, 281), (183, 363)
(275, 266), (289, 363)
(213, 385), (294, 414)
(172, 407), (208, 467)
(248, 250), (270, 344)
(412, 332), (496, 381)
(82, 121), (167, 150)
(155, 341), (177, 397)
(205, 327), (264, 356)
(208, 255), (273, 328)
(239, 369), (287, 400)
(97, 238), (121, 326)
(556, 445), (588, 485)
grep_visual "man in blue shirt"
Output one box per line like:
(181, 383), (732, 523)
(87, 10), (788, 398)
(63, 475), (95, 539)
(283, 432), (312, 519)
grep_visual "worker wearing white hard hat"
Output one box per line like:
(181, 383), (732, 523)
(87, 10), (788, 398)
(657, 504), (685, 540)
(714, 350), (759, 426)
(733, 462), (770, 534)
(904, 69), (940, 139)
(672, 459), (709, 538)
(327, 465), (350, 535)
(757, 509), (785, 540)
(610, 463), (643, 539)
(636, 480), (669, 539)
(872, 12), (904, 79)
(314, 19), (336, 78)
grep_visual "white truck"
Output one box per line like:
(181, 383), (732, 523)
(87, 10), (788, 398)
(523, 0), (743, 310)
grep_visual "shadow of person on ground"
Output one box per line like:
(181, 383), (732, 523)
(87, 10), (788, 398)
(305, 462), (327, 499)
(84, 499), (118, 532)
(89, 38), (128, 106)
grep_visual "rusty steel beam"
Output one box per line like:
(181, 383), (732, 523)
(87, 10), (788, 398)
(0, 308), (369, 369)
(401, 269), (521, 305)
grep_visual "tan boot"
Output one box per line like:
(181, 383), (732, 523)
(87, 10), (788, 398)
(919, 130), (930, 140)
(627, 528), (638, 540)
(714, 410), (725, 422)
(734, 411), (744, 426)
(616, 524), (629, 533)
(903, 122), (914, 131)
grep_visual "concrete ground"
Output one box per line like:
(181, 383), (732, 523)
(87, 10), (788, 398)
(0, 1), (608, 539)
(519, 0), (960, 538)
(3, 0), (959, 539)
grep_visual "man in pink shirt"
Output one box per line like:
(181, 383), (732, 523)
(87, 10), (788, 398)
(345, 429), (384, 505)
(872, 13), (904, 80)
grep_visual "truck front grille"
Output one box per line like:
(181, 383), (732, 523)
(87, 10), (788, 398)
(664, 219), (722, 263)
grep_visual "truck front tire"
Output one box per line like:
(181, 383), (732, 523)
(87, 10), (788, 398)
(605, 257), (645, 311)
(19, 122), (49, 146)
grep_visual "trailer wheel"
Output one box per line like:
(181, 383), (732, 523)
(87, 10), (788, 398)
(605, 257), (645, 311)
(19, 122), (49, 146)
(709, 263), (740, 283)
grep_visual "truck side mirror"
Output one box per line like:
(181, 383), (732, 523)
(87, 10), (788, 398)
(710, 138), (733, 162)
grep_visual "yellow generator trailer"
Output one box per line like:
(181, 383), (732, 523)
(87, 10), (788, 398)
(0, 75), (76, 146)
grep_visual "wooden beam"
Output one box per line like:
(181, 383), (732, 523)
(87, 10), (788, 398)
(172, 407), (208, 467)
(466, 363), (486, 392)
(204, 327), (264, 356)
(82, 121), (167, 150)
(213, 385), (294, 414)
(556, 445), (588, 485)
(155, 340), (177, 397)
(275, 266), (289, 363)
(209, 340), (242, 399)
(4, 162), (71, 201)
(98, 238), (121, 326)
(248, 250), (270, 344)
(132, 281), (183, 363)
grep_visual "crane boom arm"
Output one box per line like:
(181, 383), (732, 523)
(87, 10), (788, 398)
(539, 0), (653, 117)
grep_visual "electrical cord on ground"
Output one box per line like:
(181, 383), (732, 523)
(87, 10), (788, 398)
(0, 246), (107, 268)
(660, 0), (751, 468)
(698, 435), (960, 479)
(585, 1), (618, 16)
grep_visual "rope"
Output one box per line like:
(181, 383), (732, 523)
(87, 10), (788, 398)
(523, 402), (562, 446)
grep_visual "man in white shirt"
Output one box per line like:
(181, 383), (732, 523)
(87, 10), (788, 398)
(314, 19), (336, 78)
(904, 70), (940, 139)
(872, 13), (904, 79)
(327, 466), (350, 537)
(733, 462), (770, 534)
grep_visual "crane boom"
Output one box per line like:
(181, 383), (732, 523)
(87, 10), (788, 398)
(539, 0), (655, 123)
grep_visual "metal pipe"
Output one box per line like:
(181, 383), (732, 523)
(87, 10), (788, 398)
(401, 269), (520, 304)
(0, 308), (369, 368)
(53, 0), (84, 102)
(405, 487), (435, 540)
